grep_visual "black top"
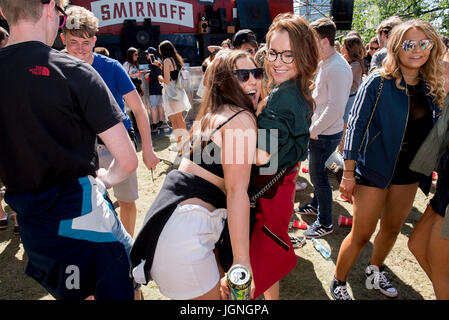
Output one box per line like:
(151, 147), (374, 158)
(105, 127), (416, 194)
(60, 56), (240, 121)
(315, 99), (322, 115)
(148, 63), (163, 95)
(0, 41), (125, 192)
(392, 81), (434, 183)
(186, 110), (246, 178)
(170, 69), (179, 81)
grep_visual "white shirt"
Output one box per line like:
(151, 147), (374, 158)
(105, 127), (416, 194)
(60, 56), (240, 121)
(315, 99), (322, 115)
(310, 52), (353, 137)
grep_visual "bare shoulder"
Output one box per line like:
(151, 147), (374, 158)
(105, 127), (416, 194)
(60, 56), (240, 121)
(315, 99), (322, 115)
(163, 58), (174, 70)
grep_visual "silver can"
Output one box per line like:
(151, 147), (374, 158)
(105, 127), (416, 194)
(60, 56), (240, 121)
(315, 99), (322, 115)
(227, 264), (251, 300)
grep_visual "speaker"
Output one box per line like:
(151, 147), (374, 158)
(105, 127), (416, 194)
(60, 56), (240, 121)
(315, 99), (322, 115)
(123, 19), (160, 52)
(95, 34), (124, 61)
(198, 20), (209, 34)
(330, 0), (354, 30)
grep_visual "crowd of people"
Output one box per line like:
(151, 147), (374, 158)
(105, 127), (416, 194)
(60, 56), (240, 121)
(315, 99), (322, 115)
(0, 0), (448, 301)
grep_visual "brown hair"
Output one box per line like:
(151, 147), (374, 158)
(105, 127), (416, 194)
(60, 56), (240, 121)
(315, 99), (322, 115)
(343, 35), (365, 74)
(0, 0), (69, 25)
(125, 47), (139, 68)
(310, 18), (336, 47)
(94, 46), (110, 57)
(266, 13), (319, 112)
(187, 49), (257, 150)
(376, 16), (402, 38)
(158, 40), (184, 70)
(380, 19), (445, 108)
(62, 5), (99, 38)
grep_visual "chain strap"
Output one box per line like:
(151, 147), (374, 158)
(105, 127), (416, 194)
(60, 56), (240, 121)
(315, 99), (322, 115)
(250, 168), (287, 208)
(358, 77), (384, 153)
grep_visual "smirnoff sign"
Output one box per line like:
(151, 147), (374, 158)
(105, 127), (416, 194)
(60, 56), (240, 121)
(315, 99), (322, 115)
(90, 0), (194, 28)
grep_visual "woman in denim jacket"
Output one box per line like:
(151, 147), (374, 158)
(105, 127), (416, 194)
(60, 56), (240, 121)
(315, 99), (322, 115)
(330, 19), (446, 300)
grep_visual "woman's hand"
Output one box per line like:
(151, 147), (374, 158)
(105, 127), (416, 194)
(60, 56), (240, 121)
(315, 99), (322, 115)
(339, 174), (356, 200)
(219, 262), (255, 300)
(256, 97), (268, 116)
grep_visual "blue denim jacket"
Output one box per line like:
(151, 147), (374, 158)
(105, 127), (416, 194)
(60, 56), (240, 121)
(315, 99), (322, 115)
(343, 73), (441, 190)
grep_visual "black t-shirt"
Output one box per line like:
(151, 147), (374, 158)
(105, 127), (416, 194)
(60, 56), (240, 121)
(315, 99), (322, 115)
(148, 63), (162, 95)
(0, 41), (126, 192)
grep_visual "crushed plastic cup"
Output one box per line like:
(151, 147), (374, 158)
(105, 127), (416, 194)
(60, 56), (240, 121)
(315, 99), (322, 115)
(338, 215), (353, 226)
(292, 220), (308, 229)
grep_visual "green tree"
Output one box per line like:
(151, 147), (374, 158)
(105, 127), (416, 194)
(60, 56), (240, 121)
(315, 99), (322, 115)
(350, 0), (449, 43)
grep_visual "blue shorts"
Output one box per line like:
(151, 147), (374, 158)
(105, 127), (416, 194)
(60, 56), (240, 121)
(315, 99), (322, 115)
(5, 176), (134, 300)
(149, 95), (162, 108)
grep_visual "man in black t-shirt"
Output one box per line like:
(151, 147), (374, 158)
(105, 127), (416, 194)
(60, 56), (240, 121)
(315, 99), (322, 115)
(0, 0), (138, 300)
(145, 47), (166, 132)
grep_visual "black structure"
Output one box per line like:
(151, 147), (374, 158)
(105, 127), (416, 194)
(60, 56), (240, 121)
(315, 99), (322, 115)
(330, 0), (354, 30)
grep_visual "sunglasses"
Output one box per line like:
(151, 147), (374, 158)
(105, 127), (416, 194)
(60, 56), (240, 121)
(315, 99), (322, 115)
(369, 46), (379, 51)
(233, 68), (264, 82)
(41, 0), (67, 28)
(402, 39), (433, 52)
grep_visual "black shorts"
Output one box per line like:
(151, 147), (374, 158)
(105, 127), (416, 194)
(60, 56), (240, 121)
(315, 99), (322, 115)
(430, 149), (449, 217)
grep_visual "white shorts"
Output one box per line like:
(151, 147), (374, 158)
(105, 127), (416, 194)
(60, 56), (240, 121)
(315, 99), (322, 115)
(151, 204), (227, 300)
(96, 144), (139, 202)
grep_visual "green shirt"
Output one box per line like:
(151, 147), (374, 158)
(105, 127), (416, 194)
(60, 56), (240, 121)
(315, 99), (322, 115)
(257, 80), (311, 170)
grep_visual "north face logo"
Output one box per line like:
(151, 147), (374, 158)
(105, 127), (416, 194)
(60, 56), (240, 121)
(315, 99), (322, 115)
(29, 66), (50, 76)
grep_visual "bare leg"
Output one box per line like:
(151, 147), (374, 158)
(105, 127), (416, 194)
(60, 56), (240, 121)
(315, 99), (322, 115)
(428, 214), (449, 299)
(263, 281), (279, 300)
(370, 183), (419, 266)
(334, 185), (387, 282)
(191, 281), (221, 300)
(117, 200), (137, 238)
(408, 205), (435, 278)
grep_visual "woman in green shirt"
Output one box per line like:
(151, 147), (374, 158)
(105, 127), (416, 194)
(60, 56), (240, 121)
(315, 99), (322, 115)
(249, 13), (319, 300)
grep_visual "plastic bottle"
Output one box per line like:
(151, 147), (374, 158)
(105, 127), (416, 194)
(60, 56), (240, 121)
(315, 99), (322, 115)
(311, 238), (331, 260)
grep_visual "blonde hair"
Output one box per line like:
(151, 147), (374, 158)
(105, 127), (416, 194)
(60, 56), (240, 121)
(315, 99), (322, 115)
(380, 19), (445, 108)
(265, 13), (319, 111)
(62, 5), (99, 38)
(0, 0), (69, 25)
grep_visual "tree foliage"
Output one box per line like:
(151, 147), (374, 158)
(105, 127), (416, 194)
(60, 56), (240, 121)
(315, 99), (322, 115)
(349, 0), (449, 43)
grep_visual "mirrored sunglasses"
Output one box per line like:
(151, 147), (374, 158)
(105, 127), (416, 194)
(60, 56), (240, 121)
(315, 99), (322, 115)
(233, 68), (264, 82)
(402, 39), (433, 52)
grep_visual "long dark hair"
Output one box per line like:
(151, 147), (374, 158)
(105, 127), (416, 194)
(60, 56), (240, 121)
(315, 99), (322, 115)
(343, 35), (365, 75)
(125, 47), (139, 68)
(187, 50), (257, 149)
(158, 40), (184, 70)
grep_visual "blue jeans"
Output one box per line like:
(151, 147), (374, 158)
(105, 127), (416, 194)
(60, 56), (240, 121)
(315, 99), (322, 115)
(309, 132), (343, 226)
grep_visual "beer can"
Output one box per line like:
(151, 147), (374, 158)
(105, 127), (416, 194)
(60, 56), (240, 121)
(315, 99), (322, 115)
(227, 264), (251, 300)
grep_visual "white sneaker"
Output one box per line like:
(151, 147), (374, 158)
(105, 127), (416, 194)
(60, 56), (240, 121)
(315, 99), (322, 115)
(365, 264), (398, 298)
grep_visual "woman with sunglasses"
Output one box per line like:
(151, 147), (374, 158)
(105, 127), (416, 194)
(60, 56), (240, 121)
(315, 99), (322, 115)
(247, 13), (319, 300)
(330, 19), (445, 300)
(123, 47), (143, 96)
(130, 49), (262, 300)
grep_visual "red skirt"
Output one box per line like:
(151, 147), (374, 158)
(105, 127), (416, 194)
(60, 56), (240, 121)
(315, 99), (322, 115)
(250, 165), (299, 299)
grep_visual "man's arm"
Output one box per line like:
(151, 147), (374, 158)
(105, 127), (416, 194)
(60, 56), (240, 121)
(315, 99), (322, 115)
(123, 90), (159, 171)
(97, 122), (138, 188)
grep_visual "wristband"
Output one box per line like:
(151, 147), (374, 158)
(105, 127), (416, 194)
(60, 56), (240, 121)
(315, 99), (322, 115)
(342, 176), (355, 181)
(343, 170), (354, 172)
